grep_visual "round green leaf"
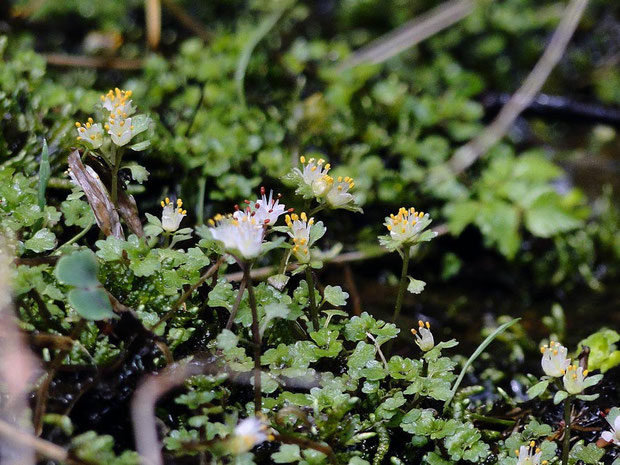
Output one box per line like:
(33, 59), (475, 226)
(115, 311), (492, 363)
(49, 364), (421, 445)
(55, 249), (101, 288)
(68, 288), (116, 320)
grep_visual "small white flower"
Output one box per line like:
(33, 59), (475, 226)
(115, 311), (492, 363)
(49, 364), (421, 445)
(161, 197), (186, 232)
(294, 156), (333, 197)
(228, 417), (272, 454)
(100, 88), (136, 117)
(209, 210), (264, 260)
(411, 320), (434, 351)
(540, 341), (571, 378)
(252, 187), (287, 226)
(326, 176), (355, 208)
(385, 207), (433, 245)
(75, 118), (104, 149)
(601, 412), (620, 446)
(516, 442), (546, 465)
(285, 212), (314, 263)
(106, 116), (133, 147)
(562, 364), (588, 395)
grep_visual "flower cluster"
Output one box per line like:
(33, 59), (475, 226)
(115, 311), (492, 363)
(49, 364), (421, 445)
(75, 88), (149, 152)
(515, 441), (547, 465)
(411, 320), (434, 352)
(288, 156), (360, 211)
(102, 88), (136, 146)
(379, 206), (437, 251)
(161, 197), (187, 232)
(208, 189), (287, 260)
(75, 118), (103, 150)
(539, 341), (596, 395)
(285, 212), (314, 264)
(540, 341), (571, 378)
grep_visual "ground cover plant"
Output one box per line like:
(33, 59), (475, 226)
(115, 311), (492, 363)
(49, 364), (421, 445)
(0, 0), (619, 464)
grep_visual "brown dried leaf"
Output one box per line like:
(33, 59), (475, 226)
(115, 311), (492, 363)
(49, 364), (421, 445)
(67, 150), (123, 239)
(85, 154), (145, 238)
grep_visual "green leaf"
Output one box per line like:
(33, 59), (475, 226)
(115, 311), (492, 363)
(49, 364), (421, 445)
(308, 220), (326, 246)
(524, 192), (583, 238)
(68, 288), (115, 320)
(130, 114), (151, 136)
(124, 163), (150, 183)
(216, 329), (239, 351)
(272, 444), (301, 463)
(323, 285), (349, 307)
(407, 277), (426, 294)
(553, 390), (568, 405)
(578, 329), (620, 373)
(569, 441), (605, 465)
(25, 228), (57, 253)
(526, 380), (549, 399)
(128, 140), (151, 152)
(55, 249), (100, 288)
(444, 318), (520, 409)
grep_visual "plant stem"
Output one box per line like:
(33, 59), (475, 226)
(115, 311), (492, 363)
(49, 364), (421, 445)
(225, 279), (247, 330)
(305, 267), (319, 331)
(392, 246), (410, 325)
(561, 397), (572, 465)
(244, 263), (262, 413)
(111, 146), (122, 206)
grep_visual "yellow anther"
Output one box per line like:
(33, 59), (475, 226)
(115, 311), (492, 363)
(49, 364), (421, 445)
(88, 117), (94, 124)
(76, 136), (82, 140)
(418, 320), (424, 327)
(324, 163), (330, 170)
(161, 201), (165, 207)
(300, 212), (307, 222)
(75, 122), (81, 127)
(529, 441), (535, 448)
(583, 370), (588, 376)
(300, 156), (306, 163)
(411, 328), (417, 335)
(308, 218), (314, 225)
(317, 159), (324, 165)
(165, 197), (170, 204)
(177, 199), (183, 207)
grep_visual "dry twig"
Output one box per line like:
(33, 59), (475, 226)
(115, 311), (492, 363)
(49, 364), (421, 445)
(447, 0), (590, 173)
(339, 0), (474, 70)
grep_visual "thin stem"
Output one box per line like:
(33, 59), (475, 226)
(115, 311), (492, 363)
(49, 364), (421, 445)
(305, 267), (320, 331)
(562, 397), (572, 465)
(52, 218), (94, 254)
(196, 177), (206, 225)
(151, 257), (224, 332)
(225, 279), (247, 330)
(111, 146), (122, 206)
(392, 246), (410, 325)
(244, 263), (262, 413)
(307, 203), (326, 217)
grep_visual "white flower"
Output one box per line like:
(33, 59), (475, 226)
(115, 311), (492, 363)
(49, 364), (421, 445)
(161, 197), (186, 232)
(385, 207), (433, 245)
(601, 412), (620, 446)
(411, 320), (434, 351)
(295, 156), (333, 197)
(106, 115), (133, 147)
(516, 442), (546, 465)
(326, 176), (355, 208)
(209, 210), (264, 260)
(562, 364), (588, 395)
(100, 88), (136, 117)
(252, 187), (287, 226)
(540, 341), (571, 378)
(228, 417), (272, 454)
(285, 212), (314, 263)
(75, 118), (104, 149)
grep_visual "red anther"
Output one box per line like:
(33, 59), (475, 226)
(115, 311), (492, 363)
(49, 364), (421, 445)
(260, 186), (266, 195)
(234, 204), (240, 210)
(268, 209), (273, 213)
(246, 206), (251, 213)
(264, 219), (270, 224)
(255, 203), (260, 209)
(287, 208), (294, 212)
(244, 199), (251, 204)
